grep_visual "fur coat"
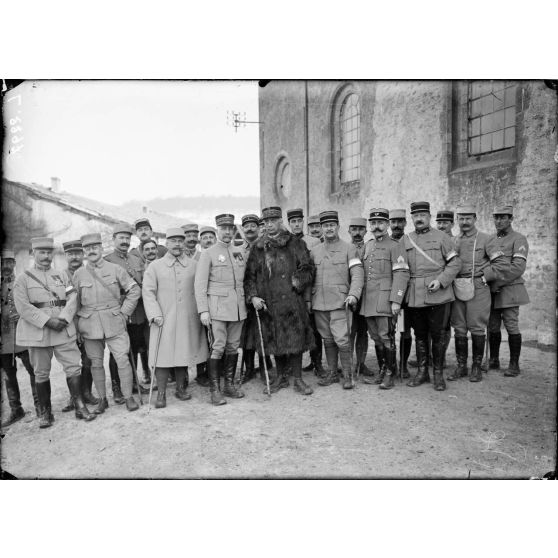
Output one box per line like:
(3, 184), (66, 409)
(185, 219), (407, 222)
(243, 227), (315, 356)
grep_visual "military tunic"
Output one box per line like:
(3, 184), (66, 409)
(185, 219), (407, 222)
(294, 232), (321, 250)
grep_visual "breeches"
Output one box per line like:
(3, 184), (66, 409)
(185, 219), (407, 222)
(211, 320), (244, 359)
(365, 316), (392, 349)
(28, 342), (81, 383)
(488, 305), (520, 335)
(83, 332), (130, 369)
(407, 303), (451, 341)
(314, 309), (351, 349)
(451, 283), (491, 336)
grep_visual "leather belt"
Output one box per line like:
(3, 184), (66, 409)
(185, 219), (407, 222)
(82, 303), (120, 311)
(32, 300), (66, 308)
(457, 274), (483, 278)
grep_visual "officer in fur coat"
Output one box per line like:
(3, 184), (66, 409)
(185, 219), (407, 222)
(244, 206), (315, 395)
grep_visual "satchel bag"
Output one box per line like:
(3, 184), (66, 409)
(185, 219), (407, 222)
(453, 233), (478, 302)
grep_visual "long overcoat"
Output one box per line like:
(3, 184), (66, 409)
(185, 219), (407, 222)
(142, 252), (208, 368)
(243, 228), (315, 356)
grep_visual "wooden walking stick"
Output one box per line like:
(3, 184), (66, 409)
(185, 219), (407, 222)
(255, 308), (271, 397)
(147, 325), (163, 413)
(129, 350), (143, 405)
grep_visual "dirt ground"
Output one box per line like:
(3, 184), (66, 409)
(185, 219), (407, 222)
(1, 340), (556, 479)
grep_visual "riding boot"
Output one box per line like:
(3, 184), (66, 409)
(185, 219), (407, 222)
(44, 380), (54, 422)
(379, 347), (397, 390)
(67, 375), (96, 421)
(407, 337), (429, 387)
(442, 329), (451, 367)
(317, 341), (339, 386)
(488, 331), (502, 369)
(109, 356), (125, 404)
(338, 347), (354, 389)
(504, 334), (522, 377)
(26, 369), (40, 417)
(35, 381), (52, 429)
(154, 368), (168, 408)
(208, 358), (226, 405)
(291, 352), (313, 395)
(431, 335), (446, 391)
(1, 375), (25, 427)
(81, 366), (99, 405)
(268, 355), (289, 393)
(448, 336), (468, 381)
(195, 361), (210, 387)
(221, 353), (244, 398)
(242, 349), (256, 383)
(61, 377), (75, 412)
(470, 335), (485, 382)
(175, 367), (192, 400)
(365, 344), (386, 385)
(399, 333), (411, 379)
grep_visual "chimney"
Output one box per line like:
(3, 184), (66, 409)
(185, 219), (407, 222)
(50, 177), (61, 193)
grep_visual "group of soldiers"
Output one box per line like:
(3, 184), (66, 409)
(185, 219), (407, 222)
(1, 200), (529, 429)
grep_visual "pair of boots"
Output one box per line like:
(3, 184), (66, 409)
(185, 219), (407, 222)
(488, 332), (522, 376)
(62, 366), (99, 412)
(447, 335), (485, 382)
(318, 343), (353, 389)
(269, 353), (313, 395)
(36, 377), (96, 429)
(154, 367), (191, 409)
(363, 345), (397, 389)
(1, 371), (40, 428)
(208, 353), (245, 406)
(407, 335), (447, 391)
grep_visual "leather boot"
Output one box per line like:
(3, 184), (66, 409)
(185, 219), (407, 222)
(313, 359), (327, 378)
(431, 335), (446, 391)
(94, 397), (109, 414)
(242, 349), (256, 383)
(442, 329), (451, 368)
(268, 355), (289, 393)
(448, 336), (468, 381)
(291, 352), (313, 395)
(470, 335), (485, 382)
(366, 345), (386, 385)
(2, 373), (25, 427)
(504, 334), (522, 377)
(111, 380), (125, 405)
(61, 377), (75, 412)
(379, 347), (397, 390)
(208, 358), (226, 405)
(339, 347), (354, 389)
(81, 365), (99, 405)
(358, 362), (373, 377)
(68, 376), (96, 421)
(125, 396), (139, 411)
(154, 368), (168, 408)
(317, 342), (339, 386)
(35, 381), (52, 429)
(222, 354), (244, 398)
(2, 405), (25, 427)
(488, 331), (502, 369)
(175, 368), (192, 400)
(195, 361), (210, 387)
(400, 333), (411, 379)
(27, 371), (40, 418)
(407, 338), (429, 387)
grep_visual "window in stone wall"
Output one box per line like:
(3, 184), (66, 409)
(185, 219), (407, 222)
(274, 155), (291, 200)
(468, 81), (516, 156)
(339, 93), (361, 184)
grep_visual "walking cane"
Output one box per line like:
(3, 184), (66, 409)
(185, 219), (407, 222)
(129, 350), (143, 405)
(344, 301), (355, 388)
(255, 308), (271, 397)
(147, 325), (163, 413)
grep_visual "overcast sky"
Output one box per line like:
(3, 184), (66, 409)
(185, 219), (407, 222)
(3, 80), (260, 204)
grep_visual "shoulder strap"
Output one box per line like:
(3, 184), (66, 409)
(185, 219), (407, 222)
(471, 232), (478, 277)
(24, 270), (61, 300)
(84, 265), (121, 304)
(405, 234), (443, 270)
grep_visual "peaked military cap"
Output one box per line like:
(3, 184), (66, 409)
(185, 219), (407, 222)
(31, 237), (54, 250)
(389, 209), (406, 220)
(134, 217), (151, 230)
(2, 249), (15, 259)
(182, 223), (199, 234)
(368, 208), (389, 221)
(319, 210), (339, 224)
(410, 201), (431, 214)
(455, 205), (477, 216)
(199, 226), (217, 236)
(62, 239), (83, 252)
(493, 204), (514, 216)
(349, 217), (367, 228)
(307, 214), (321, 226)
(261, 206), (282, 220)
(113, 223), (134, 236)
(258, 218), (265, 226)
(215, 214), (235, 226)
(166, 227), (185, 239)
(286, 208), (304, 221)
(81, 233), (103, 247)
(241, 214), (259, 226)
(436, 210), (455, 221)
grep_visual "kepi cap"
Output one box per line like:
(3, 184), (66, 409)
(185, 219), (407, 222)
(199, 226), (217, 236)
(113, 223), (134, 236)
(166, 227), (185, 239)
(389, 209), (406, 220)
(493, 204), (514, 216)
(319, 210), (339, 224)
(410, 201), (430, 214)
(31, 237), (54, 250)
(81, 233), (103, 247)
(261, 206), (282, 220)
(286, 208), (304, 221)
(182, 223), (199, 234)
(241, 214), (259, 227)
(349, 217), (367, 228)
(436, 210), (455, 221)
(307, 214), (321, 226)
(62, 239), (83, 252)
(134, 217), (151, 230)
(2, 249), (15, 259)
(455, 205), (476, 216)
(368, 208), (389, 221)
(215, 214), (235, 226)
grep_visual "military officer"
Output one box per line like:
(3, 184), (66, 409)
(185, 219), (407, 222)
(105, 223), (149, 398)
(389, 208), (413, 379)
(436, 210), (455, 237)
(195, 214), (247, 405)
(312, 210), (364, 389)
(307, 214), (324, 242)
(448, 205), (508, 382)
(130, 217), (167, 261)
(348, 217), (372, 377)
(60, 239), (99, 413)
(404, 201), (461, 391)
(359, 209), (410, 389)
(182, 223), (201, 260)
(1, 249), (39, 426)
(287, 208), (321, 250)
(13, 238), (96, 428)
(200, 226), (217, 250)
(74, 233), (142, 413)
(140, 239), (160, 266)
(487, 204), (530, 377)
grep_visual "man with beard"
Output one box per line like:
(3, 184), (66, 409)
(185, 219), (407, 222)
(1, 249), (40, 427)
(404, 202), (461, 391)
(182, 224), (201, 260)
(486, 205), (530, 377)
(244, 206), (316, 395)
(14, 238), (96, 428)
(360, 209), (410, 390)
(389, 208), (413, 379)
(195, 214), (247, 404)
(74, 233), (142, 413)
(347, 217), (372, 378)
(105, 224), (149, 400)
(60, 239), (99, 413)
(141, 239), (159, 267)
(307, 214), (324, 242)
(130, 218), (167, 261)
(199, 226), (217, 250)
(312, 211), (364, 390)
(143, 228), (208, 407)
(448, 206), (508, 382)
